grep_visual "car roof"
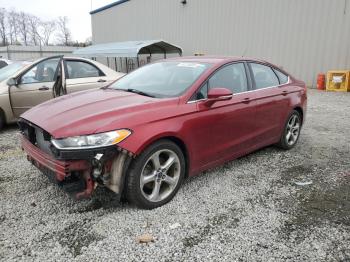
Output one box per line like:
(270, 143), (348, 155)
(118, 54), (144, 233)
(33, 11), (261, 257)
(166, 56), (270, 65)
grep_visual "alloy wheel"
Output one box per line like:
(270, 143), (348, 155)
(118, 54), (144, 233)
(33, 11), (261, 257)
(139, 149), (181, 202)
(286, 114), (300, 146)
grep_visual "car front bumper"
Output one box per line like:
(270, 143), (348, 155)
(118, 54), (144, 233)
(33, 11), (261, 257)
(21, 134), (95, 198)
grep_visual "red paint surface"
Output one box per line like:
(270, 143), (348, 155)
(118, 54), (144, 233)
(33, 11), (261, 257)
(21, 57), (307, 177)
(21, 135), (90, 181)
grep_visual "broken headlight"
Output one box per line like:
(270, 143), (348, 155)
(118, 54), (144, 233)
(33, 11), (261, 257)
(51, 129), (131, 150)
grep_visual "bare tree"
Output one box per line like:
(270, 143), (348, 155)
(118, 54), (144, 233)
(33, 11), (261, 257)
(18, 12), (29, 45)
(8, 10), (20, 45)
(28, 14), (41, 45)
(40, 20), (56, 45)
(0, 8), (75, 47)
(0, 8), (7, 46)
(56, 16), (71, 46)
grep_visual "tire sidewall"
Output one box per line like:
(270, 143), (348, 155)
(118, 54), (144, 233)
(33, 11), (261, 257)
(127, 140), (186, 209)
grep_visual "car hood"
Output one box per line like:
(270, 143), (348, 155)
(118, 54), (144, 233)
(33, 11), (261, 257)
(21, 88), (179, 138)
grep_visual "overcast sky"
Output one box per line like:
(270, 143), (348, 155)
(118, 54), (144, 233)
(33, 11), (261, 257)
(0, 0), (114, 42)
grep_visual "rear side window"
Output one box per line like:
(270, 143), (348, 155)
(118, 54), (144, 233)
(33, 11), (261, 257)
(66, 60), (104, 79)
(208, 63), (248, 94)
(250, 63), (279, 89)
(273, 68), (289, 84)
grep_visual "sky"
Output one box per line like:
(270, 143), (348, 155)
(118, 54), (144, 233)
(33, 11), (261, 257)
(0, 0), (114, 42)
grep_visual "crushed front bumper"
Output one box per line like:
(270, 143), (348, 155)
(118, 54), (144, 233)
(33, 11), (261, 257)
(21, 135), (94, 198)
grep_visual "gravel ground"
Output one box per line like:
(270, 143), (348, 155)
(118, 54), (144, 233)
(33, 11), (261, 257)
(0, 89), (349, 261)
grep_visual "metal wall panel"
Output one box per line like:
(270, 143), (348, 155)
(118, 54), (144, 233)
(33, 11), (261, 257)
(91, 0), (350, 86)
(0, 45), (78, 61)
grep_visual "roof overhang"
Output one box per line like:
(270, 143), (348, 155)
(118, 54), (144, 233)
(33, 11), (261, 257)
(90, 0), (130, 15)
(73, 40), (183, 58)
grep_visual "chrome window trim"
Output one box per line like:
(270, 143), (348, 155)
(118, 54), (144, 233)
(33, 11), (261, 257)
(186, 76), (290, 104)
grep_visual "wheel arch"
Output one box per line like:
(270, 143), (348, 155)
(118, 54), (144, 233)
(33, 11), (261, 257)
(134, 134), (190, 178)
(293, 106), (304, 125)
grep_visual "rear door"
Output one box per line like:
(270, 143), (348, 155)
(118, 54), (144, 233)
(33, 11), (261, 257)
(248, 62), (290, 146)
(64, 59), (109, 93)
(189, 62), (257, 169)
(9, 57), (61, 117)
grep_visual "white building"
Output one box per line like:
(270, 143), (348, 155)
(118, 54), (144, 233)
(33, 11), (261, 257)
(90, 0), (350, 86)
(0, 45), (78, 61)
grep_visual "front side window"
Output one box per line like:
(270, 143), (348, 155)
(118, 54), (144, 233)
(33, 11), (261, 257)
(110, 62), (210, 98)
(208, 63), (248, 94)
(191, 82), (208, 101)
(249, 63), (279, 89)
(20, 58), (59, 84)
(66, 60), (104, 79)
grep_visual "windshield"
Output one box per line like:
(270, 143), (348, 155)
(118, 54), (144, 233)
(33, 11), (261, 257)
(110, 61), (210, 98)
(0, 62), (27, 83)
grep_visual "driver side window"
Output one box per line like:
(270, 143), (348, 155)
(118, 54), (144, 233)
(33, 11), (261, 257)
(20, 58), (59, 84)
(208, 63), (248, 94)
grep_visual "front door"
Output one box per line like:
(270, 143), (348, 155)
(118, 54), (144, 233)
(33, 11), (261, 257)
(9, 57), (61, 117)
(64, 59), (109, 93)
(189, 62), (257, 170)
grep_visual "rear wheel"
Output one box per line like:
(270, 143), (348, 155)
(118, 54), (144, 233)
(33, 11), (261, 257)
(277, 110), (301, 150)
(126, 140), (185, 209)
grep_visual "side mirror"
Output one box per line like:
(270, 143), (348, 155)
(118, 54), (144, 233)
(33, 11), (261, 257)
(7, 77), (18, 87)
(204, 87), (232, 106)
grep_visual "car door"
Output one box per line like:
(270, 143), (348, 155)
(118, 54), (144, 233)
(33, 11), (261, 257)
(188, 62), (257, 169)
(248, 62), (290, 147)
(9, 57), (61, 117)
(64, 59), (109, 93)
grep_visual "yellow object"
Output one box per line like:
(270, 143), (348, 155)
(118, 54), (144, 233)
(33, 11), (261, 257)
(326, 71), (350, 92)
(112, 129), (131, 144)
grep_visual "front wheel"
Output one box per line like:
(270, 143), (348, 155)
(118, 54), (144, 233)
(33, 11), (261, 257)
(126, 140), (185, 209)
(0, 112), (5, 131)
(277, 110), (302, 150)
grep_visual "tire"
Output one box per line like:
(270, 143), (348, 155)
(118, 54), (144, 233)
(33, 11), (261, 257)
(126, 139), (185, 209)
(277, 110), (302, 150)
(0, 111), (5, 131)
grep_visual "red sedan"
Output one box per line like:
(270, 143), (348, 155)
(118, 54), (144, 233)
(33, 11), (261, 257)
(19, 57), (307, 209)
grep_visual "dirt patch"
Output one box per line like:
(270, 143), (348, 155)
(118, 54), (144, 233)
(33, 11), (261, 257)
(282, 177), (350, 238)
(280, 164), (316, 186)
(183, 209), (240, 248)
(0, 147), (23, 160)
(43, 219), (104, 258)
(0, 176), (14, 184)
(70, 188), (121, 214)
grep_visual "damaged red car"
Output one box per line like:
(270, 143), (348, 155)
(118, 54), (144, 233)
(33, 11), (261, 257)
(19, 57), (307, 209)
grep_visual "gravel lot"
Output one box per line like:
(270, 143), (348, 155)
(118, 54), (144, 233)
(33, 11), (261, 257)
(0, 89), (349, 261)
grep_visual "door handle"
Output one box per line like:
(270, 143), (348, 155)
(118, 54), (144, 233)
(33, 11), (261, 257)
(38, 86), (49, 91)
(281, 90), (288, 96)
(97, 79), (107, 83)
(242, 97), (251, 104)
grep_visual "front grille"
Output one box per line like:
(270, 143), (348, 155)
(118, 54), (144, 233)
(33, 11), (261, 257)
(19, 120), (53, 155)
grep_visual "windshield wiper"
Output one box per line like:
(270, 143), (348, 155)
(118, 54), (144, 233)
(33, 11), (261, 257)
(125, 88), (156, 98)
(106, 88), (156, 98)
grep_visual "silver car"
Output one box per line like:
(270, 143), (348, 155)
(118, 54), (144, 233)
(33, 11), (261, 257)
(0, 56), (124, 129)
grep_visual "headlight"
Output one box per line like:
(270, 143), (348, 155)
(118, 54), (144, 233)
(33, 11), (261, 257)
(51, 129), (131, 150)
